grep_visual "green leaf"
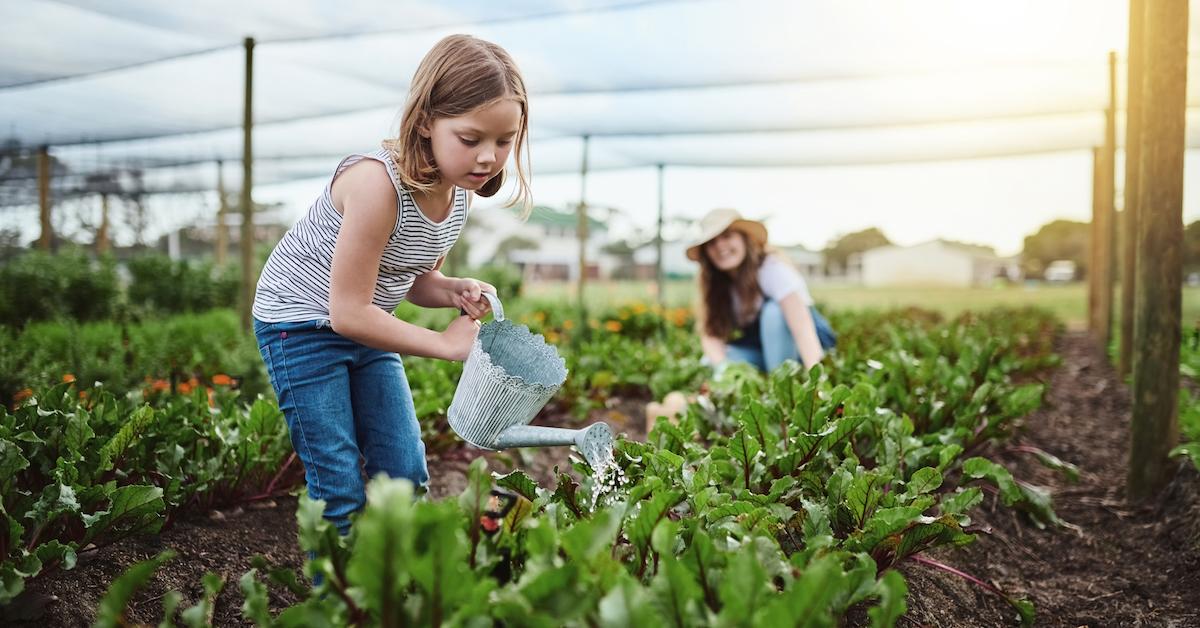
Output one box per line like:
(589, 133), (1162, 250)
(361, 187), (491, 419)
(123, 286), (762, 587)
(97, 405), (156, 473)
(868, 570), (908, 627)
(1170, 442), (1200, 471)
(728, 428), (761, 489)
(629, 490), (685, 562)
(649, 556), (705, 627)
(495, 469), (541, 502)
(598, 573), (661, 627)
(346, 478), (416, 626)
(82, 484), (165, 544)
(758, 553), (841, 627)
(962, 457), (1021, 505)
(158, 591), (183, 628)
(901, 467), (943, 500)
(716, 545), (771, 625)
(94, 550), (176, 628)
(181, 572), (225, 628)
(1000, 383), (1044, 417)
(845, 472), (884, 529)
(239, 569), (271, 626)
(561, 507), (622, 565)
(940, 487), (984, 516)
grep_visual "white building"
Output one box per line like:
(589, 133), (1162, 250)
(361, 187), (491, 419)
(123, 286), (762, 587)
(467, 205), (613, 280)
(775, 244), (825, 283)
(860, 240), (1014, 287)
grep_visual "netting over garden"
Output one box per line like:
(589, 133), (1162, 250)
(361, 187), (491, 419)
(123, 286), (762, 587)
(2, 0), (1199, 206)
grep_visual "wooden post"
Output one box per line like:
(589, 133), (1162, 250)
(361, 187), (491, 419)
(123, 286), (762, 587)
(37, 145), (51, 251)
(1120, 0), (1146, 378)
(655, 163), (666, 307)
(576, 135), (590, 336)
(1128, 0), (1187, 501)
(1089, 146), (1102, 334)
(1093, 51), (1118, 353)
(96, 193), (110, 255)
(216, 160), (228, 267)
(240, 37), (255, 331)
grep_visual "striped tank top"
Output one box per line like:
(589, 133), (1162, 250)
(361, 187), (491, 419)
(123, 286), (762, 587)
(252, 149), (468, 323)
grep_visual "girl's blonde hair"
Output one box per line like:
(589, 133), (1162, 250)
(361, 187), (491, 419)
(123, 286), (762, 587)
(383, 34), (532, 214)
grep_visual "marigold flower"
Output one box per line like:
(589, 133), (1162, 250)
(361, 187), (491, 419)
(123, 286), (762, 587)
(604, 320), (622, 333)
(212, 373), (233, 386)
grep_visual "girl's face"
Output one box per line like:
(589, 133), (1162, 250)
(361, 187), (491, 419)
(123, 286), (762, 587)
(704, 229), (748, 272)
(424, 98), (522, 191)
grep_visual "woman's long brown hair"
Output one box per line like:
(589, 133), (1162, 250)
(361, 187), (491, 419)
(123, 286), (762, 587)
(697, 230), (765, 340)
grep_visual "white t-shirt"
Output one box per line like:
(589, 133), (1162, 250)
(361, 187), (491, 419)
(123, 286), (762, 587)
(730, 253), (814, 322)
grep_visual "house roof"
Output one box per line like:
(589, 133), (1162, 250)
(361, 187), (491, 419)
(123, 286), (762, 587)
(526, 205), (606, 232)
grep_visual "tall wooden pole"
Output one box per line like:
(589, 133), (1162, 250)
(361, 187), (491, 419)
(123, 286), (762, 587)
(576, 135), (590, 336)
(37, 145), (51, 251)
(655, 163), (665, 307)
(96, 193), (110, 255)
(216, 159), (228, 267)
(239, 37), (256, 331)
(1128, 0), (1188, 501)
(1120, 0), (1146, 378)
(1093, 51), (1118, 353)
(1089, 146), (1102, 334)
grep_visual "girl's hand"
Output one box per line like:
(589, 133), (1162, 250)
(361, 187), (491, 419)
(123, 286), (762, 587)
(441, 315), (481, 361)
(449, 278), (497, 320)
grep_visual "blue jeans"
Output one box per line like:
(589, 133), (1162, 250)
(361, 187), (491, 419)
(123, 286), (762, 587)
(725, 301), (837, 372)
(254, 319), (429, 535)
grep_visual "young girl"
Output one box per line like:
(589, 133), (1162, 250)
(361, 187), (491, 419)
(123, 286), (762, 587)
(688, 208), (836, 374)
(252, 34), (530, 535)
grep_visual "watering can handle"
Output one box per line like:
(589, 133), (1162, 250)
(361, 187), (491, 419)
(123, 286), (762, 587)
(481, 291), (504, 322)
(459, 291), (505, 321)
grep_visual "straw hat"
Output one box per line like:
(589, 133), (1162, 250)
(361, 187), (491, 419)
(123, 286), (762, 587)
(685, 208), (768, 261)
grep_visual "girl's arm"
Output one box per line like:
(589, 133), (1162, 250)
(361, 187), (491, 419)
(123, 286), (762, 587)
(407, 262), (496, 319)
(778, 292), (825, 369)
(328, 161), (478, 361)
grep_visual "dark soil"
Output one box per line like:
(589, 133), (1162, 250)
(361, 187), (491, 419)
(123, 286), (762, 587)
(11, 332), (1200, 626)
(898, 331), (1200, 627)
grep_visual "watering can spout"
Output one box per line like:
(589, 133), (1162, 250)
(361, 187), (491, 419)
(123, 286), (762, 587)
(494, 423), (615, 470)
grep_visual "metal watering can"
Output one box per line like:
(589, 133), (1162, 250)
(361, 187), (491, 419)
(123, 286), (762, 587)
(447, 293), (615, 470)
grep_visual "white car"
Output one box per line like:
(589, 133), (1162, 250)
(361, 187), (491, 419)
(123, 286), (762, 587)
(1044, 260), (1077, 282)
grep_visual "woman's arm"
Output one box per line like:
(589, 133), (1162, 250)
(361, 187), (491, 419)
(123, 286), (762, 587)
(778, 292), (825, 369)
(327, 162), (478, 360)
(700, 332), (728, 366)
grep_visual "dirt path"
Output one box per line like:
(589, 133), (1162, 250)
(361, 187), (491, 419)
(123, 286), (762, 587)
(900, 331), (1200, 627)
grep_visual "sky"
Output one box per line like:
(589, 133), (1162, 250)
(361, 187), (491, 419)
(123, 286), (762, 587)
(2, 0), (1199, 257)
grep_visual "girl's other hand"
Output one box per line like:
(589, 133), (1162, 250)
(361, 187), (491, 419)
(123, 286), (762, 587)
(450, 278), (497, 320)
(441, 315), (481, 361)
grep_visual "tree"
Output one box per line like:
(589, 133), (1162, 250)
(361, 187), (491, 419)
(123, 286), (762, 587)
(1020, 220), (1091, 279)
(824, 228), (891, 273)
(1183, 220), (1200, 274)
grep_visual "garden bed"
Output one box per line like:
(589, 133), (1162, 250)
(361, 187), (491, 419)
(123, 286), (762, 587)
(10, 333), (1200, 627)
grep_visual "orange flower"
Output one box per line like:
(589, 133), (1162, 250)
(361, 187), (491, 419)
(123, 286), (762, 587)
(544, 330), (561, 344)
(562, 319), (575, 330)
(150, 379), (170, 392)
(632, 303), (648, 315)
(13, 388), (33, 403)
(62, 373), (76, 383)
(178, 382), (193, 395)
(212, 373), (233, 386)
(604, 320), (622, 333)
